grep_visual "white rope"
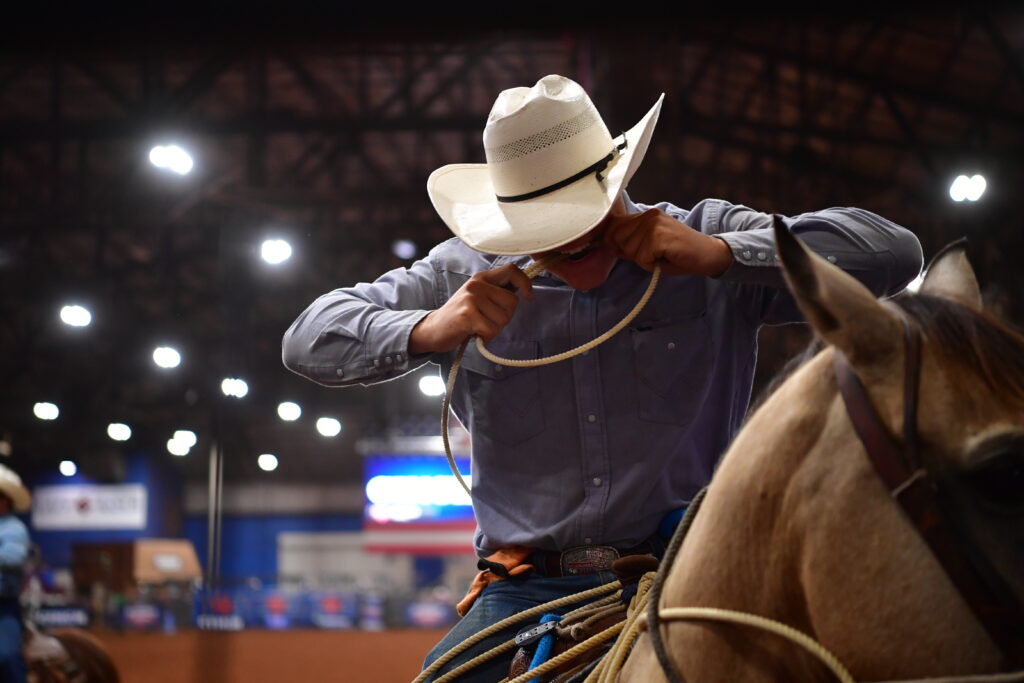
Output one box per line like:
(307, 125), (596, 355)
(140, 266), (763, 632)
(648, 607), (855, 683)
(411, 579), (622, 683)
(474, 266), (661, 368)
(442, 253), (661, 496)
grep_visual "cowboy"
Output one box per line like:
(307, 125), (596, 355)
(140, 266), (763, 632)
(0, 465), (31, 683)
(282, 75), (923, 680)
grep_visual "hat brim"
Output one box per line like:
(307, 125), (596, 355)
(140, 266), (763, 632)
(427, 94), (664, 256)
(0, 482), (30, 512)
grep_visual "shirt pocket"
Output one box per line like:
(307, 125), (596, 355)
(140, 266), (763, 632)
(459, 340), (546, 446)
(630, 316), (713, 426)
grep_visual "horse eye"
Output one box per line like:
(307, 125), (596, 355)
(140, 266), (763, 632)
(963, 451), (1024, 515)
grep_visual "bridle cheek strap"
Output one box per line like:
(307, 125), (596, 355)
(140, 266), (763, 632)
(833, 315), (1024, 668)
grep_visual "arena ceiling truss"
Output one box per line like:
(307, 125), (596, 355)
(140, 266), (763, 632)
(1, 11), (1022, 485)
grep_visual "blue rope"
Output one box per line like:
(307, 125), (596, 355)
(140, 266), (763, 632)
(527, 613), (562, 682)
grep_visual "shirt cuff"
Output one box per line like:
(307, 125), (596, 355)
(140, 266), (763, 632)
(712, 231), (787, 286)
(359, 308), (433, 381)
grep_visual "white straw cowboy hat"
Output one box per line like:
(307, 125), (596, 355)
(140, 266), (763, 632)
(427, 75), (664, 256)
(0, 464), (30, 512)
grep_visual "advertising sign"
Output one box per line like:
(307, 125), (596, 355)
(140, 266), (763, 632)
(32, 484), (147, 530)
(362, 455), (476, 554)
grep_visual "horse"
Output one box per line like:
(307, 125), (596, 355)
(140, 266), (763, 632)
(618, 222), (1024, 682)
(24, 623), (121, 682)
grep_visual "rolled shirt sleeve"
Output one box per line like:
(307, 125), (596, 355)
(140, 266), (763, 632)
(281, 251), (441, 387)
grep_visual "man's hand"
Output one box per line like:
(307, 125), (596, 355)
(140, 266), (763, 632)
(409, 263), (533, 354)
(603, 207), (734, 277)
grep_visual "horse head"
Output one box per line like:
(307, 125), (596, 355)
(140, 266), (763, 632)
(622, 224), (1024, 681)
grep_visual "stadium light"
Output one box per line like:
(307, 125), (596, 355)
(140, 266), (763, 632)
(418, 375), (446, 397)
(149, 144), (194, 175)
(33, 402), (59, 420)
(153, 346), (181, 369)
(261, 239), (292, 265)
(277, 402), (301, 421)
(107, 423), (132, 441)
(60, 305), (92, 327)
(316, 417), (341, 437)
(221, 378), (249, 398)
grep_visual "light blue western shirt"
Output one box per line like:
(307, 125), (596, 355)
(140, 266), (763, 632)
(282, 194), (923, 556)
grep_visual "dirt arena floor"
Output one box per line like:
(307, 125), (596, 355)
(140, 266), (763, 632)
(94, 628), (449, 682)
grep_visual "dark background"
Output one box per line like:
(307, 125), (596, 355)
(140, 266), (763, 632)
(2, 8), (1022, 488)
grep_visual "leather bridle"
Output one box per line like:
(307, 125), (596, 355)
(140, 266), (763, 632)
(834, 309), (1024, 669)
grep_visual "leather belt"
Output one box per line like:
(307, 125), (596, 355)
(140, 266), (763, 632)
(531, 539), (661, 577)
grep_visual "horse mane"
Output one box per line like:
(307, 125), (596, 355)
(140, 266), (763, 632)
(893, 293), (1024, 407)
(750, 292), (1024, 414)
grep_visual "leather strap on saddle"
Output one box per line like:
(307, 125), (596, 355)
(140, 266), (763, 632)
(456, 546), (536, 617)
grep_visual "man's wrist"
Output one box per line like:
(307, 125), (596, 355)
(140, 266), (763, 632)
(408, 313), (436, 355)
(706, 235), (735, 277)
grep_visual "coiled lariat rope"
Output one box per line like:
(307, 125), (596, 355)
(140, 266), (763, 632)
(411, 579), (622, 683)
(441, 252), (662, 497)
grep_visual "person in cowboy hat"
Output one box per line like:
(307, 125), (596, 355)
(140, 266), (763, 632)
(0, 464), (31, 683)
(283, 74), (922, 680)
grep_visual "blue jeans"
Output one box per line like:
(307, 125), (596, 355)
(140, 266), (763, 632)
(0, 599), (25, 683)
(422, 570), (618, 683)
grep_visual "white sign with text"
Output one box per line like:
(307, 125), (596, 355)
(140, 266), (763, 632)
(32, 484), (147, 530)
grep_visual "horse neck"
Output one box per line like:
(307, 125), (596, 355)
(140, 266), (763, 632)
(656, 350), (845, 680)
(658, 346), (1006, 681)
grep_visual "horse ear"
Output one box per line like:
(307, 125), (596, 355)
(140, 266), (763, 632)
(918, 239), (982, 311)
(773, 216), (903, 366)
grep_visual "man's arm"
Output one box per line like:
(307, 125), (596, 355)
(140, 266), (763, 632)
(281, 253), (442, 387)
(281, 240), (535, 387)
(611, 197), (923, 325)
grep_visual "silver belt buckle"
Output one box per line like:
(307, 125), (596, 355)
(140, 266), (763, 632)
(560, 545), (619, 576)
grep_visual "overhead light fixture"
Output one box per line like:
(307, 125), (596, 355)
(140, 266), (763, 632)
(60, 305), (92, 327)
(33, 402), (59, 421)
(221, 378), (249, 398)
(277, 402), (301, 421)
(949, 174), (987, 202)
(261, 239), (292, 265)
(153, 346), (182, 369)
(173, 430), (197, 448)
(316, 417), (341, 437)
(149, 144), (194, 175)
(107, 423), (132, 441)
(167, 438), (190, 456)
(391, 240), (417, 260)
(59, 460), (77, 477)
(418, 375), (445, 397)
(257, 453), (279, 472)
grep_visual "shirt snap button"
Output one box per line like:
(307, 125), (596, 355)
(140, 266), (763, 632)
(757, 251), (767, 261)
(667, 342), (675, 350)
(587, 414), (597, 423)
(592, 478), (602, 487)
(827, 255), (837, 263)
